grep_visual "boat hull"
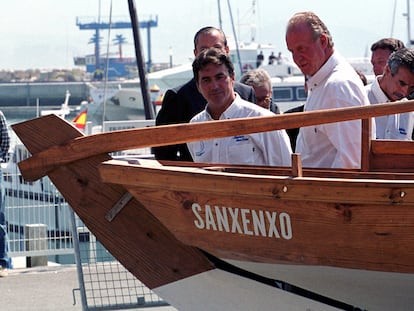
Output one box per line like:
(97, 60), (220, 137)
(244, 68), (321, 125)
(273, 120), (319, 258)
(11, 114), (414, 310)
(99, 159), (414, 310)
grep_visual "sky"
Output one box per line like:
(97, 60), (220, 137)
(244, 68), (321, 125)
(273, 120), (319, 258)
(0, 0), (411, 70)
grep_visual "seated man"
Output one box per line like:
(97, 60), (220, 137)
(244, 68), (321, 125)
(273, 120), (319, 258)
(187, 48), (292, 166)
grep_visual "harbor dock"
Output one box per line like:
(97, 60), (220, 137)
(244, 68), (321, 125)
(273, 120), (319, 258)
(2, 258), (177, 311)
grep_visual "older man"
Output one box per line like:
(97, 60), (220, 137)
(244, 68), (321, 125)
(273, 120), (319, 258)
(285, 11), (370, 169)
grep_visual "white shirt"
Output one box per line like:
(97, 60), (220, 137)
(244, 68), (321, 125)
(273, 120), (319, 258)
(366, 76), (414, 140)
(187, 94), (292, 166)
(296, 51), (371, 169)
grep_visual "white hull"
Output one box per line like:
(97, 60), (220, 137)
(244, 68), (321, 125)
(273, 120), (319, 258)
(156, 268), (343, 311)
(227, 259), (414, 310)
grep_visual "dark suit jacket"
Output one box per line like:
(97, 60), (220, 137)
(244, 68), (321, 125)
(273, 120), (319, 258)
(284, 104), (304, 152)
(153, 78), (255, 161)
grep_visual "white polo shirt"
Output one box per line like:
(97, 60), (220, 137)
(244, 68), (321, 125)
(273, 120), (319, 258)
(296, 51), (371, 169)
(366, 76), (414, 140)
(187, 94), (292, 166)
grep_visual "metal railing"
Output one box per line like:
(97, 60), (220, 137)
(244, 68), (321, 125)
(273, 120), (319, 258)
(5, 119), (172, 310)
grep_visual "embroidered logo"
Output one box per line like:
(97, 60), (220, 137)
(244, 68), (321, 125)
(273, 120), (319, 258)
(195, 141), (205, 157)
(233, 135), (249, 142)
(399, 128), (407, 135)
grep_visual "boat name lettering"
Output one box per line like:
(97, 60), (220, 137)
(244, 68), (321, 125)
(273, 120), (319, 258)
(191, 203), (292, 240)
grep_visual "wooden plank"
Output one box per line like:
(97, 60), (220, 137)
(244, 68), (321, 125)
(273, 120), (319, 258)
(369, 140), (414, 171)
(371, 140), (414, 155)
(13, 100), (414, 181)
(123, 184), (414, 274)
(99, 160), (414, 205)
(360, 118), (372, 172)
(291, 153), (303, 177)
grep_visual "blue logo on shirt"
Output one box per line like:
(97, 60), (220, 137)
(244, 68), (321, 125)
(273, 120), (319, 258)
(195, 141), (205, 157)
(399, 128), (407, 135)
(233, 135), (249, 142)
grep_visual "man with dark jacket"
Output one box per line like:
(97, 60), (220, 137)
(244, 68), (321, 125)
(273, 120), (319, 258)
(153, 26), (255, 161)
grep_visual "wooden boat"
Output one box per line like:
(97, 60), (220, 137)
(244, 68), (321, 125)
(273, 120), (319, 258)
(12, 101), (414, 311)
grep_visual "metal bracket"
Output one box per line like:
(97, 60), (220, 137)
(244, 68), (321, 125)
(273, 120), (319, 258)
(105, 192), (133, 222)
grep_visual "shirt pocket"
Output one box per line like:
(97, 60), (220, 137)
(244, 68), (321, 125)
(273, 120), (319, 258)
(227, 141), (258, 164)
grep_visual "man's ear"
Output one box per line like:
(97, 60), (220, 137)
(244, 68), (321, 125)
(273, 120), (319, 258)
(319, 34), (328, 48)
(383, 64), (391, 76)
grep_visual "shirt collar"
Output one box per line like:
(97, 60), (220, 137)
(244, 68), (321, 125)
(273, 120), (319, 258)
(371, 76), (389, 103)
(307, 50), (341, 92)
(205, 93), (240, 120)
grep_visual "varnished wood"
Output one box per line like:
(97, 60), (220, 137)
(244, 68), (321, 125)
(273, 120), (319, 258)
(99, 159), (414, 273)
(369, 140), (414, 171)
(360, 118), (371, 172)
(10, 108), (414, 309)
(100, 160), (414, 206)
(371, 139), (414, 155)
(13, 100), (414, 181)
(291, 153), (303, 177)
(13, 115), (214, 289)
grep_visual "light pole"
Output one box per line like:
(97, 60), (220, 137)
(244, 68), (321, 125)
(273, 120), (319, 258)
(169, 46), (173, 68)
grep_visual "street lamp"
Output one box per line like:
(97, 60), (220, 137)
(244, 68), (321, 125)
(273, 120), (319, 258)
(169, 46), (173, 68)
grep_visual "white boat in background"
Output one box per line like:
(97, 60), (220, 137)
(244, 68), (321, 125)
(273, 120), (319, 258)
(40, 90), (72, 119)
(89, 85), (144, 110)
(77, 85), (146, 125)
(271, 76), (307, 113)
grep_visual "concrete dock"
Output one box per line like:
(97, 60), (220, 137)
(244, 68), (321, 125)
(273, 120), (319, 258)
(1, 258), (177, 311)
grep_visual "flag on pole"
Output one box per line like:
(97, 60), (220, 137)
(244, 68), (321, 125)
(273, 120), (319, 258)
(72, 109), (87, 129)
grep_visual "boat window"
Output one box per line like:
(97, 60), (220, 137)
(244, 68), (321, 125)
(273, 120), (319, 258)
(272, 87), (293, 102)
(296, 86), (307, 100)
(3, 174), (12, 183)
(18, 175), (33, 185)
(16, 146), (31, 162)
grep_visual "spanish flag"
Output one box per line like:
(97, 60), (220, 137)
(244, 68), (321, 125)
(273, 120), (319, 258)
(72, 109), (87, 130)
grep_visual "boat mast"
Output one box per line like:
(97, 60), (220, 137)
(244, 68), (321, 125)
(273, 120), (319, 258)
(408, 0), (413, 46)
(128, 0), (155, 120)
(227, 0), (243, 74)
(217, 0), (223, 29)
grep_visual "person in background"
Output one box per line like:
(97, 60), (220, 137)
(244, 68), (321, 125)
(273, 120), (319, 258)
(286, 11), (370, 169)
(153, 26), (256, 162)
(188, 48), (292, 166)
(371, 38), (405, 76)
(268, 52), (277, 65)
(366, 47), (414, 140)
(256, 51), (264, 68)
(355, 69), (368, 86)
(0, 111), (10, 277)
(240, 68), (279, 113)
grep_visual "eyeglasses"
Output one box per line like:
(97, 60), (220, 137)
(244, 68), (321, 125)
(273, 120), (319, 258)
(256, 96), (272, 105)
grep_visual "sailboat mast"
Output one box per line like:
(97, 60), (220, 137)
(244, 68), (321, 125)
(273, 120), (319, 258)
(408, 0), (412, 46)
(227, 0), (243, 74)
(217, 0), (223, 29)
(128, 0), (154, 120)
